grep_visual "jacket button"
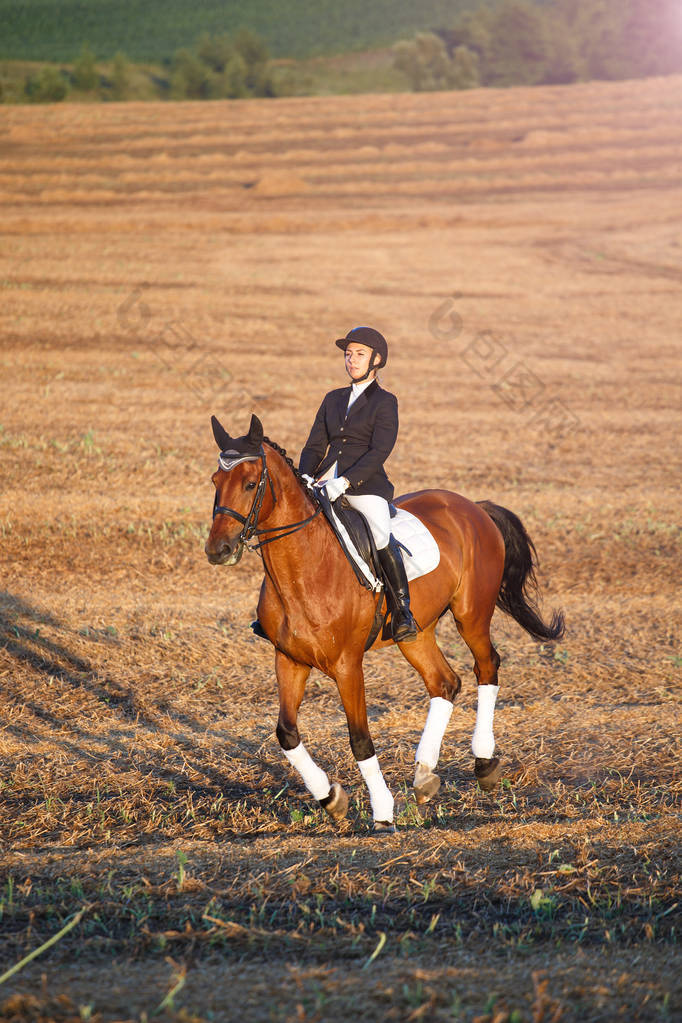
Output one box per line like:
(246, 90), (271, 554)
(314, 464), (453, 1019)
(340, 427), (344, 432)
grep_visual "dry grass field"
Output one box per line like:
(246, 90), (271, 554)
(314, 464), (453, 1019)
(0, 76), (681, 1021)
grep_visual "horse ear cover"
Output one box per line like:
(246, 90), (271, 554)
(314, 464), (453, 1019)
(247, 414), (264, 448)
(211, 415), (232, 451)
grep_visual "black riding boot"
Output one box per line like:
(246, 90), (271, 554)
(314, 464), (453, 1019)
(378, 536), (418, 642)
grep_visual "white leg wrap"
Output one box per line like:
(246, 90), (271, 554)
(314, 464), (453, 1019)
(357, 755), (394, 822)
(415, 697), (453, 770)
(283, 741), (331, 801)
(471, 684), (499, 759)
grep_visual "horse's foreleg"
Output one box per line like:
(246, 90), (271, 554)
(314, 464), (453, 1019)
(335, 661), (394, 831)
(397, 627), (461, 803)
(275, 650), (348, 821)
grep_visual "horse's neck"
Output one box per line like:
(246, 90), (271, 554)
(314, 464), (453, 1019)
(260, 453), (336, 591)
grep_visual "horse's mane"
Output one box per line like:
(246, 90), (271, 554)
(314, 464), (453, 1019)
(262, 436), (319, 502)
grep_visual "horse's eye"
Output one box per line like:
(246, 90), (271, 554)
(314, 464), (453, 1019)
(245, 481), (257, 491)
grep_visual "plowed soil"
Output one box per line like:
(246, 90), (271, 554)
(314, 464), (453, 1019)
(0, 77), (680, 1022)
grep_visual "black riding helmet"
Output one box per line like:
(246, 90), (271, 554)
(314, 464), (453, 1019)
(335, 326), (388, 382)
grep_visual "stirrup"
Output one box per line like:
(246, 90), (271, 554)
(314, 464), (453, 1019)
(391, 607), (417, 642)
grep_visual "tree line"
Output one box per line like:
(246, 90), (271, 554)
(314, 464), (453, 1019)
(5, 0), (682, 103)
(14, 30), (275, 103)
(393, 0), (682, 91)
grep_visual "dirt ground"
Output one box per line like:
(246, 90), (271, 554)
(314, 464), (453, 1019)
(0, 76), (680, 1021)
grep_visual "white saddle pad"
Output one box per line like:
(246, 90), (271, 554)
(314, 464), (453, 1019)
(392, 506), (441, 582)
(328, 502), (440, 591)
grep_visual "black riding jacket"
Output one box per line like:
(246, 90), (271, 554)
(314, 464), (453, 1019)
(298, 380), (398, 501)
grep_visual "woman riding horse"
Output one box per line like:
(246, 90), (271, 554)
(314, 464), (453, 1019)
(298, 326), (417, 642)
(206, 340), (564, 832)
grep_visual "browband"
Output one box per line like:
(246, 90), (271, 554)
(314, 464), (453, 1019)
(218, 450), (260, 471)
(212, 443), (323, 550)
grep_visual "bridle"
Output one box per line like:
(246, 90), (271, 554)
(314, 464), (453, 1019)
(212, 447), (322, 552)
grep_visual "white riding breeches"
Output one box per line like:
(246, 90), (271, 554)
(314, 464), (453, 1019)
(345, 493), (392, 550)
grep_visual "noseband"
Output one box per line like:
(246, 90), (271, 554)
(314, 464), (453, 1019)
(212, 447), (321, 551)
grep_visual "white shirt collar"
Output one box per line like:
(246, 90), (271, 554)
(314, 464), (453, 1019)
(350, 377), (375, 398)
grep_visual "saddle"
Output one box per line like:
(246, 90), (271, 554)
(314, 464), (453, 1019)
(251, 486), (440, 649)
(316, 489), (441, 648)
(316, 487), (387, 592)
(320, 491), (441, 588)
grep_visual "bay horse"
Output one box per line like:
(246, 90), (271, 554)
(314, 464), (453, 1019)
(205, 414), (564, 832)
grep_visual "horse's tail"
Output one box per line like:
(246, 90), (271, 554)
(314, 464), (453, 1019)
(477, 500), (565, 642)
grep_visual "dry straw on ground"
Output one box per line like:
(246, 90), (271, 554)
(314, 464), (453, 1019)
(0, 76), (680, 1021)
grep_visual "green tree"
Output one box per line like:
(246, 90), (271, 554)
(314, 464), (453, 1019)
(393, 32), (453, 91)
(486, 0), (550, 85)
(393, 39), (421, 90)
(541, 7), (584, 83)
(233, 29), (274, 96)
(217, 51), (248, 98)
(552, 0), (632, 80)
(583, 1), (627, 79)
(437, 8), (494, 75)
(170, 48), (215, 99)
(111, 51), (130, 100)
(450, 45), (480, 89)
(25, 66), (69, 102)
(73, 43), (98, 91)
(172, 30), (273, 100)
(197, 32), (235, 73)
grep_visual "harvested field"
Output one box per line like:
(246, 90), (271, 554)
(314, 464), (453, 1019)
(0, 76), (681, 1021)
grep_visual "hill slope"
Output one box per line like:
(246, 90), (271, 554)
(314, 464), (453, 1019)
(0, 0), (494, 62)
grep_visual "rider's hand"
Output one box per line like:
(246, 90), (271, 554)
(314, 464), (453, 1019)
(319, 476), (349, 502)
(300, 473), (315, 489)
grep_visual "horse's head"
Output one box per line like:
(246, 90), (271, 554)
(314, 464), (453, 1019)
(205, 413), (275, 566)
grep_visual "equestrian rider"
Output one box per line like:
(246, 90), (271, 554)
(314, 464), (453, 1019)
(298, 326), (418, 642)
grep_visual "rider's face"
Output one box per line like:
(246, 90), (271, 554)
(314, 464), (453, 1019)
(345, 343), (377, 381)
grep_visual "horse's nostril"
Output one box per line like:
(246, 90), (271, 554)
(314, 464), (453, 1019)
(206, 536), (236, 562)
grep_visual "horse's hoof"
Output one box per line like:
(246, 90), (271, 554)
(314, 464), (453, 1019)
(474, 757), (501, 792)
(319, 781), (348, 822)
(413, 762), (441, 804)
(372, 820), (395, 834)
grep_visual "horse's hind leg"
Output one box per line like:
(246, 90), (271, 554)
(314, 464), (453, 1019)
(275, 649), (348, 823)
(452, 608), (502, 792)
(397, 624), (462, 803)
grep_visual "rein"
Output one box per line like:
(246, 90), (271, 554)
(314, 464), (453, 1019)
(212, 447), (322, 553)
